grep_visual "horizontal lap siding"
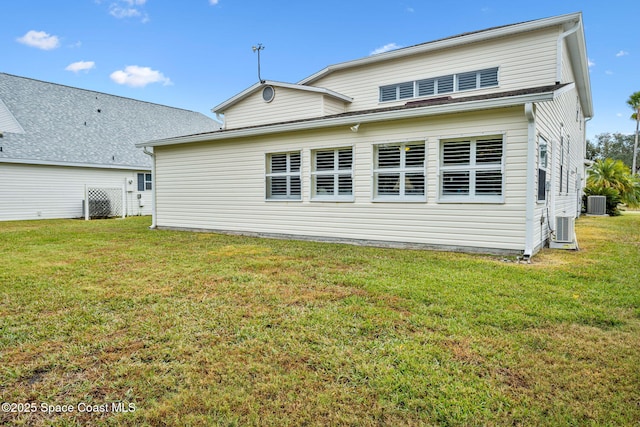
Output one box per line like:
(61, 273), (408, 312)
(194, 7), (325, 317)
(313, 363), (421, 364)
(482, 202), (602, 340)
(225, 87), (324, 129)
(155, 107), (529, 252)
(312, 27), (559, 112)
(0, 163), (152, 221)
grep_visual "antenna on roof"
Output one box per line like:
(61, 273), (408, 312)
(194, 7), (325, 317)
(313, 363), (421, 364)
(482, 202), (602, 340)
(252, 43), (265, 84)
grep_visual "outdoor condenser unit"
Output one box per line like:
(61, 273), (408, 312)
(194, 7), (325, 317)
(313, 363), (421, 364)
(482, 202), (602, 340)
(555, 216), (575, 243)
(587, 195), (607, 216)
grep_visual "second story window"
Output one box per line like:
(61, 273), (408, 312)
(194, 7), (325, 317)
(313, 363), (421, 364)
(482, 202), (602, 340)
(379, 67), (499, 102)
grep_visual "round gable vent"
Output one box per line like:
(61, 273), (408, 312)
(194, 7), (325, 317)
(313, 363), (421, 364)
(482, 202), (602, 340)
(262, 85), (275, 103)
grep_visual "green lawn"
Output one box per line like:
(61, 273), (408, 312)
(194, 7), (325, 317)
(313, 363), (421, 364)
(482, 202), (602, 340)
(1, 214), (638, 426)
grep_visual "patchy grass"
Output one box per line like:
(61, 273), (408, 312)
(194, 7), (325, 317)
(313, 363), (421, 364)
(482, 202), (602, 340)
(0, 215), (639, 426)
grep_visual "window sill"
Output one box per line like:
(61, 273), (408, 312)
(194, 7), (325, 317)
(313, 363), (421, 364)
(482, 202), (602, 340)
(311, 197), (355, 203)
(372, 197), (427, 203)
(438, 197), (504, 204)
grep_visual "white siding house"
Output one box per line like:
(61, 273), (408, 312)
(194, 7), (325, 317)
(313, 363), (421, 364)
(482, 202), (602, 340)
(139, 12), (592, 257)
(0, 73), (220, 221)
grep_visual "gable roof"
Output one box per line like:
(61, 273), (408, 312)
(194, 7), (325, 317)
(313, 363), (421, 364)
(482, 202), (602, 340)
(298, 12), (592, 118)
(0, 73), (220, 169)
(212, 80), (352, 114)
(142, 83), (572, 148)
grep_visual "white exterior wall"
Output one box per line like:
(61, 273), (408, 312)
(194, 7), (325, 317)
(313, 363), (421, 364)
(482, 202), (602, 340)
(224, 87), (346, 129)
(310, 27), (559, 113)
(0, 163), (152, 221)
(154, 107), (530, 253)
(533, 39), (586, 249)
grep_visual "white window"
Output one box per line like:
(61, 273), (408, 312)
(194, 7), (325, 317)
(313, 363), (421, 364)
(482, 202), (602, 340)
(440, 136), (503, 202)
(137, 173), (152, 191)
(380, 68), (498, 102)
(266, 151), (301, 200)
(538, 136), (548, 202)
(374, 142), (426, 201)
(312, 147), (353, 201)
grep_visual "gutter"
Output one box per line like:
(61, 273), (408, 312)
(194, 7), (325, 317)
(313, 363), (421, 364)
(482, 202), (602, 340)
(142, 147), (157, 229)
(524, 102), (536, 258)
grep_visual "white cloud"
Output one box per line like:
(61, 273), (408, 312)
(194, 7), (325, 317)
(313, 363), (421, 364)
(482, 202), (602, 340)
(605, 70), (614, 75)
(16, 30), (60, 50)
(370, 43), (402, 56)
(109, 1), (149, 22)
(110, 65), (172, 87)
(406, 7), (414, 13)
(66, 61), (96, 73)
(209, 0), (219, 4)
(616, 50), (629, 57)
(588, 58), (595, 68)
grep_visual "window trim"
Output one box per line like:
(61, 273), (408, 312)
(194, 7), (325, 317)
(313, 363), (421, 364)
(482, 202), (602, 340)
(438, 135), (505, 203)
(379, 67), (499, 103)
(137, 172), (152, 191)
(372, 141), (427, 202)
(537, 136), (548, 203)
(265, 151), (302, 201)
(311, 146), (354, 202)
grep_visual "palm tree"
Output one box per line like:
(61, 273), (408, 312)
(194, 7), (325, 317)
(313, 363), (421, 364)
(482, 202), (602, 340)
(627, 91), (640, 175)
(586, 159), (640, 213)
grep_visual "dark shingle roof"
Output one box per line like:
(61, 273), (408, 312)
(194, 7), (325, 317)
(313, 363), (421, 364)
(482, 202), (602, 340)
(0, 73), (220, 168)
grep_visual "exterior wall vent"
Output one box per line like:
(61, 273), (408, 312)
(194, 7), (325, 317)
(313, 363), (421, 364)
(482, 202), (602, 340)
(555, 216), (574, 243)
(587, 195), (607, 216)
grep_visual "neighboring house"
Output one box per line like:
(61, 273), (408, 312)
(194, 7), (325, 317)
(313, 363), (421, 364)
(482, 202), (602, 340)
(0, 73), (220, 221)
(138, 12), (592, 257)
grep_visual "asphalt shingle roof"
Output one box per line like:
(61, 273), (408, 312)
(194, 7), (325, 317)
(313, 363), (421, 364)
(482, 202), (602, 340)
(0, 73), (220, 168)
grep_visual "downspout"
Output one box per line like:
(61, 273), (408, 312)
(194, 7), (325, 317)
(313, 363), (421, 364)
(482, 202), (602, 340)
(556, 20), (580, 83)
(524, 103), (536, 258)
(142, 146), (157, 229)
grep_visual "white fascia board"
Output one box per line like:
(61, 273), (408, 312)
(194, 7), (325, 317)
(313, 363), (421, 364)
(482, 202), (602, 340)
(211, 80), (352, 113)
(566, 22), (593, 118)
(141, 89), (562, 149)
(299, 12), (582, 85)
(0, 157), (151, 171)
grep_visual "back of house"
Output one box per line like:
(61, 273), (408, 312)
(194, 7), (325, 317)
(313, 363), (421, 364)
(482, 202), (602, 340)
(139, 12), (592, 256)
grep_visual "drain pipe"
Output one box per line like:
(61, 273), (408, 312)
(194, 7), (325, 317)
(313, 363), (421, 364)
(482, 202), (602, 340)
(524, 103), (536, 258)
(556, 20), (580, 83)
(142, 146), (157, 229)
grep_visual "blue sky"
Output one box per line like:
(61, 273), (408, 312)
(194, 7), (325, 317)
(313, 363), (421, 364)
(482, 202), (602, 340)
(2, 1), (638, 140)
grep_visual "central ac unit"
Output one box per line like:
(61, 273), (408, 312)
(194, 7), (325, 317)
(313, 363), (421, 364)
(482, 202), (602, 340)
(587, 195), (606, 215)
(555, 216), (574, 243)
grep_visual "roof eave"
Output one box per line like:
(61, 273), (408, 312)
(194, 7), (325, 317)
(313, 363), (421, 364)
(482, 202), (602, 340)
(140, 88), (563, 149)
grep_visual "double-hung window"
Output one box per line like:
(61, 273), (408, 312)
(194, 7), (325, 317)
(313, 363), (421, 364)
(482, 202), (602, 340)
(266, 151), (301, 200)
(373, 142), (426, 201)
(312, 147), (353, 201)
(440, 136), (504, 202)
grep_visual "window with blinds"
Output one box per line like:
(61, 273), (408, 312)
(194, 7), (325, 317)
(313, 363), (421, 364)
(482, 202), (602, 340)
(312, 147), (353, 201)
(374, 142), (426, 200)
(266, 151), (302, 200)
(380, 68), (498, 102)
(440, 136), (503, 201)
